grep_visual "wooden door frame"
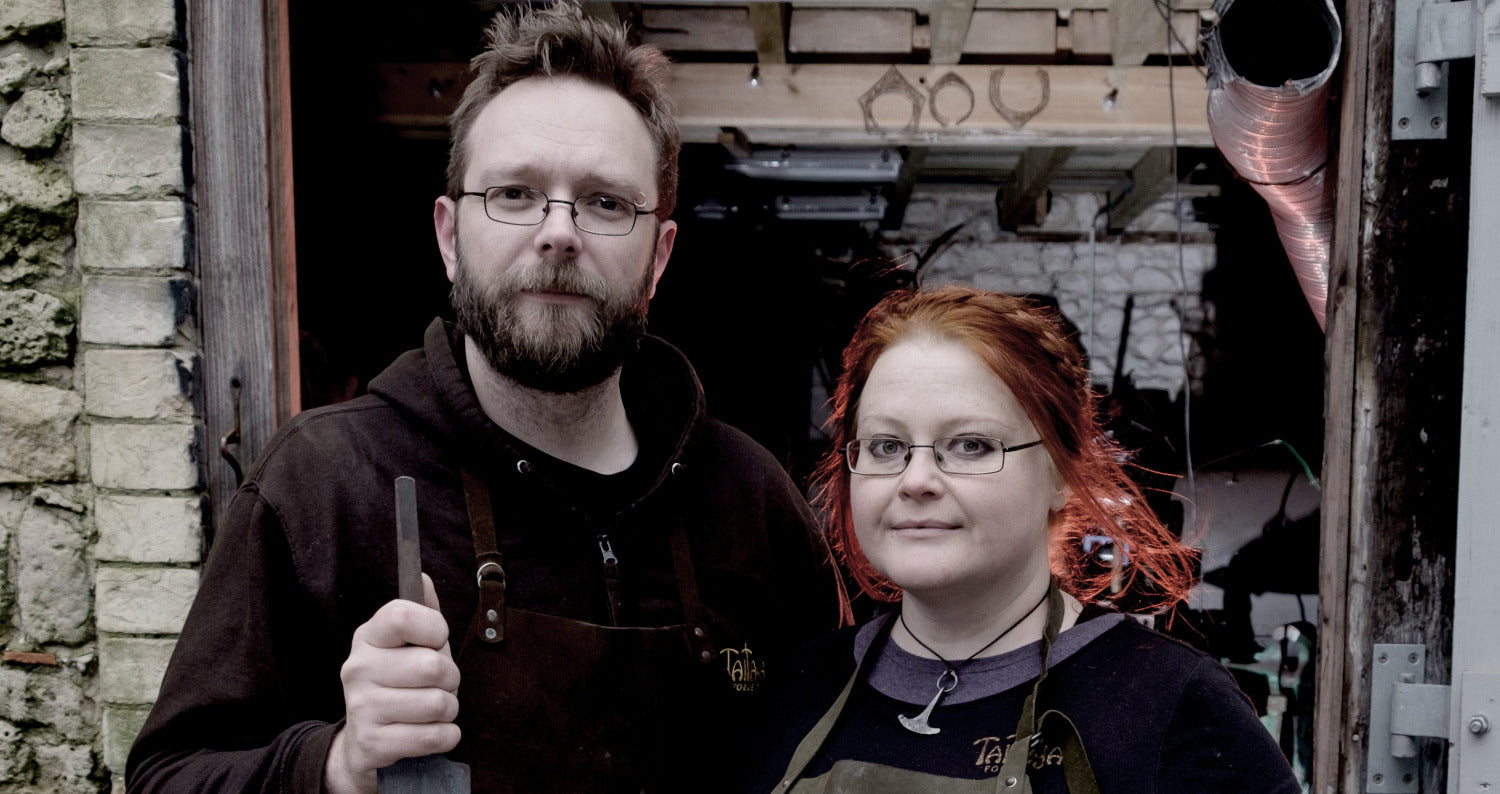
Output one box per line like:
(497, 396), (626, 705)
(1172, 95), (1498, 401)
(188, 0), (300, 532)
(1318, 0), (1478, 790)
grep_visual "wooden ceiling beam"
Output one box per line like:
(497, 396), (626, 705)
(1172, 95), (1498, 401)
(668, 64), (1211, 147)
(975, 0), (1209, 9)
(1107, 146), (1174, 229)
(928, 0), (978, 64)
(789, 8), (913, 55)
(1000, 146), (1076, 228)
(962, 10), (1059, 55)
(372, 63), (1212, 149)
(747, 3), (788, 63)
(640, 7), (755, 51)
(1068, 10), (1200, 56)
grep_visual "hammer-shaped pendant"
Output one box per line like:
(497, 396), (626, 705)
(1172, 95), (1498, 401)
(898, 668), (958, 735)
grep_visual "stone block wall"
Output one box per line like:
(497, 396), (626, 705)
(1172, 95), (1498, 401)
(882, 188), (1214, 396)
(0, 0), (198, 791)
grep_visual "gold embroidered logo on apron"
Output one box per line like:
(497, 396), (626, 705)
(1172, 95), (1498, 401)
(973, 734), (1067, 775)
(720, 644), (766, 692)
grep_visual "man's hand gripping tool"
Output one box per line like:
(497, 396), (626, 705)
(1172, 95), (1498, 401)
(376, 476), (472, 793)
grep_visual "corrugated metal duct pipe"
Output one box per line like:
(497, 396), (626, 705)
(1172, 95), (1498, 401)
(1203, 0), (1342, 330)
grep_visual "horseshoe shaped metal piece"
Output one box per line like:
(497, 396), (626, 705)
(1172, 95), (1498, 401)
(989, 67), (1051, 130)
(859, 65), (925, 134)
(928, 71), (975, 127)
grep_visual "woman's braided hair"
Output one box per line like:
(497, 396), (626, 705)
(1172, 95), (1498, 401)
(811, 285), (1198, 612)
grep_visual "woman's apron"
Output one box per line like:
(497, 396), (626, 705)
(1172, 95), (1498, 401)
(451, 468), (725, 793)
(773, 580), (1101, 794)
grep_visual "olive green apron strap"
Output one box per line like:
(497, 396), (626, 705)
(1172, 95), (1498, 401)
(461, 467), (508, 644)
(1039, 709), (1101, 794)
(772, 615), (892, 792)
(994, 579), (1100, 794)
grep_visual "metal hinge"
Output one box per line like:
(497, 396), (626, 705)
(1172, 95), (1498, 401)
(1392, 0), (1487, 139)
(1367, 644), (1500, 792)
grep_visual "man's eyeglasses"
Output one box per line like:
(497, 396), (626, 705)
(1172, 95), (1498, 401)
(844, 437), (1044, 476)
(461, 186), (655, 236)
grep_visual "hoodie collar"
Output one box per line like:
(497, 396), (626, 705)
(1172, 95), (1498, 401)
(368, 318), (708, 495)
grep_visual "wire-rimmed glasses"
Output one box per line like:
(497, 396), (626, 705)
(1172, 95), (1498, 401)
(844, 437), (1044, 476)
(461, 186), (655, 236)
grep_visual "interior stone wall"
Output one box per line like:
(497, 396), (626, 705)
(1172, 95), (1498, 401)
(880, 188), (1214, 397)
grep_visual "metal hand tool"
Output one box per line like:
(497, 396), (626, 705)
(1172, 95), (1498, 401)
(377, 476), (472, 793)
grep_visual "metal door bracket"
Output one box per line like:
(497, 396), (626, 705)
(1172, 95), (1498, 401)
(1368, 644), (1445, 792)
(1394, 0), (1478, 138)
(1369, 648), (1500, 790)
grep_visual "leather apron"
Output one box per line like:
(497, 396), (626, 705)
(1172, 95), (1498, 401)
(452, 468), (724, 793)
(773, 580), (1101, 794)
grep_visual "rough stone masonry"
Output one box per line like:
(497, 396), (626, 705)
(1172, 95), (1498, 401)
(0, 0), (201, 791)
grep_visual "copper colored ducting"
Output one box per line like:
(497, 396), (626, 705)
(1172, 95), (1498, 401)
(1203, 0), (1342, 330)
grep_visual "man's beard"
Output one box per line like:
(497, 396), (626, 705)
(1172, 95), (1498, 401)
(451, 243), (655, 394)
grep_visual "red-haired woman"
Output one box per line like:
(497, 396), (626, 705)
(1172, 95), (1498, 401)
(753, 285), (1299, 793)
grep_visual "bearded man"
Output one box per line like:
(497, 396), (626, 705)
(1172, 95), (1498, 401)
(126, 5), (840, 793)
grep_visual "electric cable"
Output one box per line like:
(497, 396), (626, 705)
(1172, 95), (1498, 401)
(1165, 0), (1198, 518)
(1087, 206), (1108, 361)
(1152, 0), (1209, 79)
(1192, 438), (1322, 492)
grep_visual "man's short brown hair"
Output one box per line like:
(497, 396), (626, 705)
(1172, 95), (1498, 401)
(446, 3), (681, 220)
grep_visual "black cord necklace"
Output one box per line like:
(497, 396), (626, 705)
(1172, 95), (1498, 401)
(896, 589), (1051, 736)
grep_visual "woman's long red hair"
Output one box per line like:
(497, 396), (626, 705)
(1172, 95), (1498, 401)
(811, 285), (1198, 612)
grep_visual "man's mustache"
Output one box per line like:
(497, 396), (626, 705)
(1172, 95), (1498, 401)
(499, 259), (608, 302)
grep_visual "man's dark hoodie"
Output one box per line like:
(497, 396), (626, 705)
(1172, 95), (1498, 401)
(127, 319), (838, 792)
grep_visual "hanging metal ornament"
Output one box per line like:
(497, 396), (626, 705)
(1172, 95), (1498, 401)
(989, 67), (1051, 130)
(859, 66), (925, 134)
(927, 71), (975, 127)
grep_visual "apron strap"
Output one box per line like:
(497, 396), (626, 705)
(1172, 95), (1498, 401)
(776, 581), (1102, 794)
(993, 709), (1100, 793)
(774, 614), (893, 789)
(1041, 710), (1101, 794)
(461, 467), (508, 644)
(460, 466), (712, 654)
(668, 525), (717, 663)
(994, 579), (1101, 794)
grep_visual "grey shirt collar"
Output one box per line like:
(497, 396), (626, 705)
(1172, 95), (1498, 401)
(856, 610), (1128, 706)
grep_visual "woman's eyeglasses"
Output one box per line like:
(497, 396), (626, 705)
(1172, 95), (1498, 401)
(844, 437), (1043, 476)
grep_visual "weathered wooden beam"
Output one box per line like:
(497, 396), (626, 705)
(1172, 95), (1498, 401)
(190, 0), (300, 530)
(977, 0), (1210, 9)
(373, 63), (1212, 148)
(747, 3), (788, 63)
(1320, 0), (1468, 788)
(639, 0), (1212, 7)
(1068, 10), (1199, 56)
(788, 8), (912, 54)
(928, 0), (978, 64)
(640, 7), (754, 51)
(1109, 0), (1165, 65)
(1104, 146), (1172, 228)
(668, 64), (1212, 147)
(962, 10), (1059, 55)
(1001, 146), (1075, 227)
(1315, 0), (1369, 777)
(636, 0), (1212, 7)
